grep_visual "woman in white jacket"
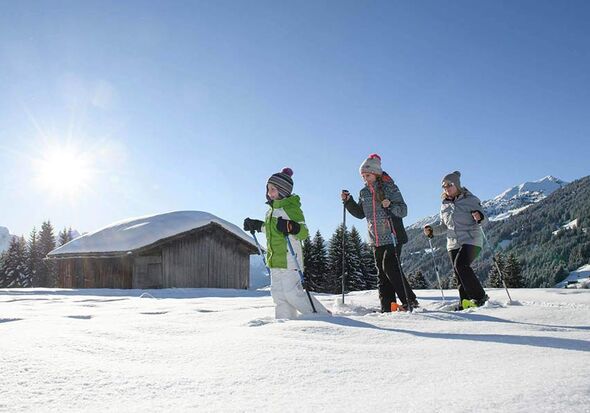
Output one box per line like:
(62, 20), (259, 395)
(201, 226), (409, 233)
(423, 171), (489, 309)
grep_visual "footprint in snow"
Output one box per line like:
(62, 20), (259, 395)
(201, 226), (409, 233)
(246, 317), (283, 327)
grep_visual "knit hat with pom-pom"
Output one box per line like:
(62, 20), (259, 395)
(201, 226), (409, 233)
(267, 167), (294, 199)
(359, 153), (383, 176)
(442, 170), (462, 189)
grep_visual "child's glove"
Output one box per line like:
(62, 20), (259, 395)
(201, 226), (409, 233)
(423, 225), (434, 239)
(276, 217), (301, 235)
(243, 218), (263, 233)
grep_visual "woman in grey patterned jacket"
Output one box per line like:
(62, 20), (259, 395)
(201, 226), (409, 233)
(423, 171), (489, 308)
(342, 154), (418, 312)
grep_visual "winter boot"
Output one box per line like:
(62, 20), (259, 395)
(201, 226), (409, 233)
(390, 302), (401, 312)
(461, 299), (478, 309)
(461, 294), (489, 309)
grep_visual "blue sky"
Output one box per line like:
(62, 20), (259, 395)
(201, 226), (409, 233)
(1, 0), (589, 240)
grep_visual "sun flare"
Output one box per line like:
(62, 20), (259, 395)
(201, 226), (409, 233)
(33, 144), (94, 198)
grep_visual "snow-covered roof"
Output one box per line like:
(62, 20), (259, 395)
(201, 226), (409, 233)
(48, 211), (257, 257)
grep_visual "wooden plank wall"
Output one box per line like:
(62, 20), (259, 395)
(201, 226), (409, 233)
(133, 255), (163, 289)
(57, 257), (132, 289)
(208, 232), (249, 289)
(161, 230), (250, 289)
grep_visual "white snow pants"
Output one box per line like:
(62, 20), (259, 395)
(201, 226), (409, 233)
(270, 268), (330, 319)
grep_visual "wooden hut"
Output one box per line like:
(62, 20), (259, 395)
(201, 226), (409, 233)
(47, 211), (258, 289)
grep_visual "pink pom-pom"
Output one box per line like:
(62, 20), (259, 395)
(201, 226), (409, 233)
(368, 153), (381, 160)
(281, 167), (293, 177)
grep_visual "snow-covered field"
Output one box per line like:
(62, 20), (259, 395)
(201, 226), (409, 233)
(1, 288), (589, 412)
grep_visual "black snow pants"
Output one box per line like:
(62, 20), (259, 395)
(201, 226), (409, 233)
(374, 244), (417, 312)
(448, 244), (487, 302)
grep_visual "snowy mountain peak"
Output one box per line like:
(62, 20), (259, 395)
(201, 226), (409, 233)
(493, 176), (567, 203)
(483, 176), (568, 221)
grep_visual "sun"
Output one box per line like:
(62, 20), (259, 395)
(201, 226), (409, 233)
(33, 144), (94, 198)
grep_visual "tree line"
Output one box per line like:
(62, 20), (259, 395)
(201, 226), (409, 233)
(0, 222), (74, 288)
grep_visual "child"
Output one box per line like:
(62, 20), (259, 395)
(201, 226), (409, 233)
(423, 171), (489, 309)
(244, 168), (330, 319)
(341, 154), (418, 312)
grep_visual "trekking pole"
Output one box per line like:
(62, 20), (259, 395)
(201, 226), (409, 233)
(285, 236), (317, 313)
(251, 231), (271, 278)
(342, 190), (349, 304)
(480, 227), (513, 303)
(384, 210), (413, 312)
(427, 238), (446, 302)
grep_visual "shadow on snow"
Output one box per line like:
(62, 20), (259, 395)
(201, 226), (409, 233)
(310, 315), (590, 353)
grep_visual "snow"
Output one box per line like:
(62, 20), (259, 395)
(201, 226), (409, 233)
(1, 287), (588, 412)
(552, 218), (580, 236)
(407, 213), (440, 230)
(47, 211), (257, 256)
(498, 239), (513, 249)
(483, 176), (567, 221)
(492, 175), (566, 202)
(488, 205), (532, 222)
(555, 264), (590, 288)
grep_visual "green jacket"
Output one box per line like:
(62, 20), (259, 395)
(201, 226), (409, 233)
(263, 194), (309, 268)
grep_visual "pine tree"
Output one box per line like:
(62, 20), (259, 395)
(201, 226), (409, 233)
(327, 224), (356, 294)
(25, 228), (42, 288)
(361, 241), (378, 290)
(0, 237), (28, 288)
(58, 227), (74, 246)
(410, 271), (429, 289)
(303, 236), (313, 269)
(36, 221), (57, 287)
(504, 253), (524, 288)
(302, 236), (317, 291)
(487, 254), (507, 288)
(346, 227), (366, 291)
(326, 225), (344, 294)
(309, 230), (330, 292)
